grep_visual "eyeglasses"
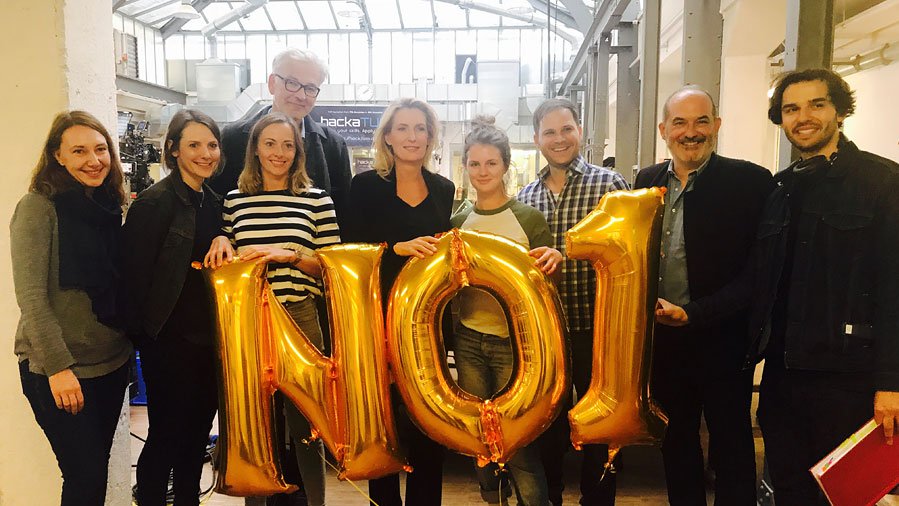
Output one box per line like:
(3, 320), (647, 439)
(273, 74), (321, 98)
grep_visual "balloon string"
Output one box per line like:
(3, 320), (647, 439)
(600, 446), (621, 482)
(310, 441), (380, 506)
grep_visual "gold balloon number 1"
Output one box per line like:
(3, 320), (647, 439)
(567, 187), (669, 462)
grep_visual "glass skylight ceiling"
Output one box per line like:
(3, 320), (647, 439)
(116, 0), (577, 33)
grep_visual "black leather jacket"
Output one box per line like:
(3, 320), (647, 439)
(746, 138), (899, 391)
(119, 169), (223, 343)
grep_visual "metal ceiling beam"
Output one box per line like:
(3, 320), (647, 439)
(434, 0), (582, 45)
(200, 0), (268, 38)
(113, 0), (142, 12)
(524, 0), (580, 31)
(292, 0), (308, 30)
(354, 0), (374, 40)
(262, 4), (277, 30)
(326, 0), (341, 30)
(160, 0), (215, 38)
(394, 0), (406, 29)
(557, 0), (631, 96)
(132, 0), (180, 19)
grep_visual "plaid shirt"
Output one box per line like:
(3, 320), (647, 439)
(517, 155), (630, 331)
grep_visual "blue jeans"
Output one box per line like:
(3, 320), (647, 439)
(454, 324), (549, 506)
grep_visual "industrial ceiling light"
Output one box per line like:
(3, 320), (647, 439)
(172, 0), (201, 20)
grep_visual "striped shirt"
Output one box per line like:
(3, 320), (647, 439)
(223, 188), (340, 303)
(517, 155), (630, 331)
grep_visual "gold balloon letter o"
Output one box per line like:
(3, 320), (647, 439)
(386, 229), (570, 465)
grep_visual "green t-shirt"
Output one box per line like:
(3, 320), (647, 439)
(450, 198), (553, 337)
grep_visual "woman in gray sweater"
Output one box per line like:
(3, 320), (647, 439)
(11, 110), (132, 506)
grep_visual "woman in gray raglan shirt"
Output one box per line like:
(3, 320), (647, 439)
(450, 115), (563, 506)
(11, 111), (132, 506)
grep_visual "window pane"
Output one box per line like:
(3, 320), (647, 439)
(434, 31), (455, 83)
(520, 29), (541, 84)
(498, 29), (519, 60)
(184, 35), (205, 60)
(144, 29), (156, 83)
(241, 6), (274, 30)
(307, 34), (330, 81)
(155, 32), (166, 86)
(433, 3), (467, 28)
(267, 2), (305, 30)
(267, 34), (288, 74)
(392, 32), (412, 84)
(366, 0), (401, 29)
(476, 29), (498, 60)
(181, 15), (206, 31)
(246, 34), (267, 83)
(349, 33), (370, 84)
(399, 0), (433, 29)
(166, 34), (184, 59)
(225, 35), (246, 60)
(455, 29), (476, 54)
(287, 33), (308, 50)
(468, 9), (499, 27)
(301, 1), (337, 30)
(412, 32), (434, 80)
(328, 33), (350, 84)
(372, 32), (392, 84)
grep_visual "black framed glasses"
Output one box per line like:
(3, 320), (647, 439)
(273, 74), (321, 97)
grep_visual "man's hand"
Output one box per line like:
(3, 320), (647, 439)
(874, 391), (899, 445)
(655, 298), (689, 327)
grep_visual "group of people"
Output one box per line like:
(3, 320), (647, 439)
(11, 43), (899, 506)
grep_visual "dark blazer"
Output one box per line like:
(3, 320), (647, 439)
(119, 169), (223, 343)
(345, 167), (454, 299)
(635, 153), (774, 371)
(210, 106), (353, 227)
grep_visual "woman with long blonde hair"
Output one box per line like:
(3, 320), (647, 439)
(344, 97), (453, 506)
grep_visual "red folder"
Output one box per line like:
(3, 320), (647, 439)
(810, 419), (899, 506)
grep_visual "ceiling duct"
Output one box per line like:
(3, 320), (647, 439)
(201, 0), (269, 38)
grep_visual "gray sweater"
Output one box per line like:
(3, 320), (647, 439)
(11, 192), (131, 378)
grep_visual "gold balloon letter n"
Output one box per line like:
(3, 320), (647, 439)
(203, 244), (405, 496)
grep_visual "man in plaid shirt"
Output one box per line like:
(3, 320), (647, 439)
(518, 98), (629, 506)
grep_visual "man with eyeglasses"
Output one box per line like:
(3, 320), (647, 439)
(211, 48), (352, 226)
(211, 49), (353, 506)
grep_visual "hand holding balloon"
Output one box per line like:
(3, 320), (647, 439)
(528, 246), (563, 276)
(203, 235), (235, 268)
(393, 235), (439, 258)
(655, 298), (689, 327)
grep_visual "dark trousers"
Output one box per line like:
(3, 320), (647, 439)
(758, 363), (873, 506)
(651, 326), (756, 506)
(368, 388), (446, 506)
(20, 360), (128, 506)
(136, 335), (218, 506)
(539, 329), (616, 506)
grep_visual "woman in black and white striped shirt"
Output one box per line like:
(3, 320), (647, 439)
(212, 112), (338, 506)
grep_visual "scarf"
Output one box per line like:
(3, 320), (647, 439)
(54, 185), (122, 328)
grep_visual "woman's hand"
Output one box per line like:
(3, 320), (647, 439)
(240, 245), (297, 264)
(48, 369), (83, 415)
(393, 236), (439, 258)
(529, 246), (563, 275)
(203, 235), (235, 269)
